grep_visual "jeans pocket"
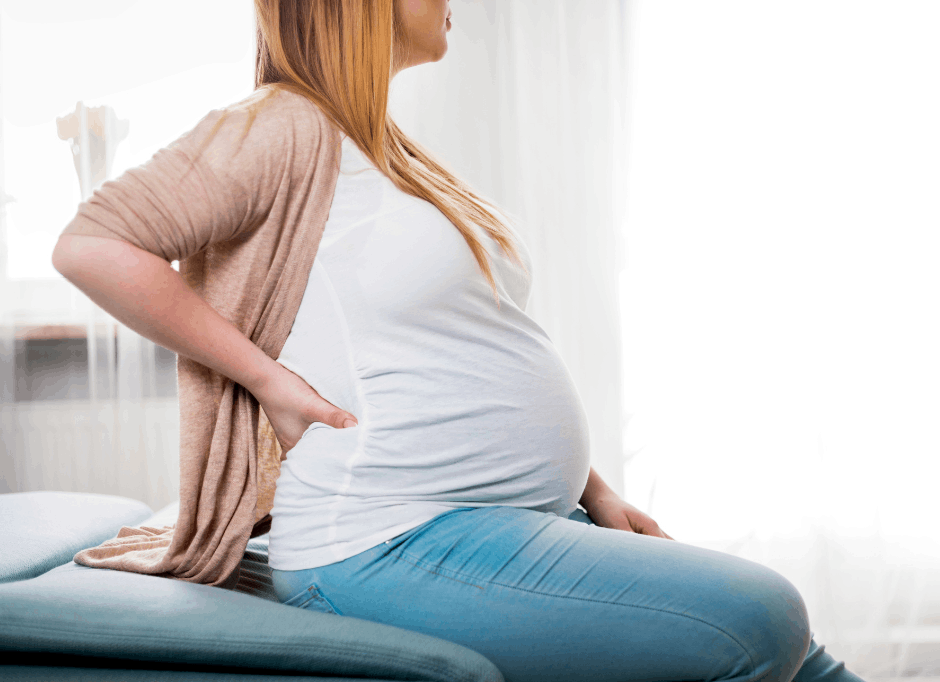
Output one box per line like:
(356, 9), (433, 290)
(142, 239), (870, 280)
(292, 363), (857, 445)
(282, 583), (343, 616)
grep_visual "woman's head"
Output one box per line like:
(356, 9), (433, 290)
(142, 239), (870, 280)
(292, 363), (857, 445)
(243, 0), (526, 307)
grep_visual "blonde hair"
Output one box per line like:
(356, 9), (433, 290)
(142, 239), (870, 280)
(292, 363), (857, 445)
(194, 0), (528, 308)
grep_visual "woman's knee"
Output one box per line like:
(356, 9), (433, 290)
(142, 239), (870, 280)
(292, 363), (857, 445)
(730, 564), (812, 682)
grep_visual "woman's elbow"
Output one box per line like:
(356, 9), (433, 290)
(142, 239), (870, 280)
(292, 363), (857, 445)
(51, 234), (80, 276)
(52, 234), (177, 292)
(51, 233), (112, 279)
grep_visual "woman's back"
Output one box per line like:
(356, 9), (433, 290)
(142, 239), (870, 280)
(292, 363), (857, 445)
(268, 133), (592, 571)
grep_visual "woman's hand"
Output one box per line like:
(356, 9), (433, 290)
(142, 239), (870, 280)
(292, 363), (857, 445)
(585, 494), (675, 540)
(252, 363), (358, 456)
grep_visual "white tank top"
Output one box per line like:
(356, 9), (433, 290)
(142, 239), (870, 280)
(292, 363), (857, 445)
(267, 133), (591, 570)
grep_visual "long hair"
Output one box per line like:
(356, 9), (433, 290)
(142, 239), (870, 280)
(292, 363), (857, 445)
(198, 0), (529, 308)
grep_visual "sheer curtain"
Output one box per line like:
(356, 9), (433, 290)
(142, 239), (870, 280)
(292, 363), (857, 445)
(619, 2), (940, 680)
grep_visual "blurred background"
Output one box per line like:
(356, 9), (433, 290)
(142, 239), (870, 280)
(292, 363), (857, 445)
(0, 1), (937, 679)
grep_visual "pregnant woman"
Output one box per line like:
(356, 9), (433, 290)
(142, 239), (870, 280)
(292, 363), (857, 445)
(52, 2), (869, 682)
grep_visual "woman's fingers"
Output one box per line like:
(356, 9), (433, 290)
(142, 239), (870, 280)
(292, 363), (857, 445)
(645, 524), (669, 539)
(311, 396), (358, 429)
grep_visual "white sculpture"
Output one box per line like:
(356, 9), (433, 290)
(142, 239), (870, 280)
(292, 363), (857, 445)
(56, 102), (129, 199)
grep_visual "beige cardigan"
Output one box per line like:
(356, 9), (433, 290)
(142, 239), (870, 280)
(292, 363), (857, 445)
(60, 87), (343, 587)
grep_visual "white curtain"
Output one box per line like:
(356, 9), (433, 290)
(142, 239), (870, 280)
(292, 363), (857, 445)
(390, 0), (630, 499)
(619, 2), (940, 680)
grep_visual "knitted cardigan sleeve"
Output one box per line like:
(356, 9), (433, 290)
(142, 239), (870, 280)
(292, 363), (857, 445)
(61, 87), (289, 263)
(59, 86), (342, 587)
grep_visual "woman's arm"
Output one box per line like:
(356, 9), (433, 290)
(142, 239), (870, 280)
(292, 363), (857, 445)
(51, 234), (358, 449)
(578, 466), (618, 513)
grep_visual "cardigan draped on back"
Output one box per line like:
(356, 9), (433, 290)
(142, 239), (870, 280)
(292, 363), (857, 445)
(58, 87), (343, 587)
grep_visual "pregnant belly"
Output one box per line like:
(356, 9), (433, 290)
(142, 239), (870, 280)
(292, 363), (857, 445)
(279, 346), (592, 517)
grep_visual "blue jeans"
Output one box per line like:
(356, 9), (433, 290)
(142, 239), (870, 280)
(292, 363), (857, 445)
(271, 505), (864, 682)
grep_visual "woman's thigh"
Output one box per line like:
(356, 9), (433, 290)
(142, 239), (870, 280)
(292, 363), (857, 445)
(273, 505), (816, 682)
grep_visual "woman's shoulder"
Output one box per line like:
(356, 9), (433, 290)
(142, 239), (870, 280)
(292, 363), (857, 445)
(221, 85), (337, 135)
(180, 86), (341, 176)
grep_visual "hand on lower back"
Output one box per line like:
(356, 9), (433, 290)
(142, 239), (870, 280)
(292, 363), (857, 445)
(253, 363), (358, 456)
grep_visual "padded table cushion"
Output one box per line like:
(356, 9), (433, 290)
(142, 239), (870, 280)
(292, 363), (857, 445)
(0, 491), (152, 584)
(1, 664), (410, 681)
(0, 560), (502, 682)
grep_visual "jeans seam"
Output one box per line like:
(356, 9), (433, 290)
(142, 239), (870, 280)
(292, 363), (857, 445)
(281, 584), (315, 607)
(285, 585), (341, 615)
(308, 592), (341, 616)
(394, 548), (756, 674)
(389, 549), (485, 591)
